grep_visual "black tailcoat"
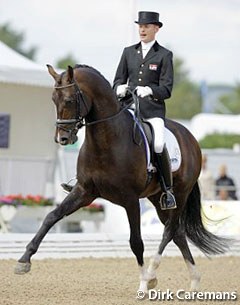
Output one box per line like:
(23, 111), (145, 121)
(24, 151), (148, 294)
(113, 41), (173, 119)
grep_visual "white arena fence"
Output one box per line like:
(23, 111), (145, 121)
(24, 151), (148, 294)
(0, 233), (240, 260)
(1, 200), (240, 259)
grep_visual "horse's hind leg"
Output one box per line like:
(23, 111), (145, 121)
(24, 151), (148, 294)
(146, 194), (180, 287)
(147, 218), (179, 285)
(173, 227), (201, 291)
(15, 184), (95, 274)
(148, 194), (201, 291)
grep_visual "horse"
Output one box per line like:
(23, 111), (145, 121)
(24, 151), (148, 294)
(15, 64), (229, 294)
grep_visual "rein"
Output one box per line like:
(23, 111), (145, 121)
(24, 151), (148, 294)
(54, 82), (136, 131)
(84, 99), (135, 126)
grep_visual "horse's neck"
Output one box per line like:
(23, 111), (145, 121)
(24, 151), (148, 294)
(84, 87), (126, 147)
(87, 96), (120, 122)
(85, 110), (129, 149)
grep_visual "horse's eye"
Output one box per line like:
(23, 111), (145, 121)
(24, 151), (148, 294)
(64, 99), (74, 106)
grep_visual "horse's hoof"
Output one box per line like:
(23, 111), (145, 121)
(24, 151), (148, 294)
(147, 278), (158, 290)
(14, 262), (31, 275)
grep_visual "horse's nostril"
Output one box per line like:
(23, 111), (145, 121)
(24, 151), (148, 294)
(60, 137), (68, 145)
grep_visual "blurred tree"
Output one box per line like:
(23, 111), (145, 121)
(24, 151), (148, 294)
(199, 133), (240, 149)
(56, 54), (78, 69)
(167, 57), (202, 119)
(0, 22), (37, 59)
(218, 83), (240, 114)
(173, 57), (189, 85)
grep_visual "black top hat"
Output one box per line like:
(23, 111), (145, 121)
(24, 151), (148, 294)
(135, 11), (163, 28)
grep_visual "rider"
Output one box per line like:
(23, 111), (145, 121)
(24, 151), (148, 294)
(113, 11), (176, 210)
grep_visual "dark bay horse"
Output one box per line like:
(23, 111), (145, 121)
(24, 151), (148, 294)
(15, 64), (229, 293)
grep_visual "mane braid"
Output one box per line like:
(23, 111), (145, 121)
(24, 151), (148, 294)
(74, 64), (108, 83)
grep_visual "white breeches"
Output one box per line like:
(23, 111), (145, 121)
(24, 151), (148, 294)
(146, 117), (165, 153)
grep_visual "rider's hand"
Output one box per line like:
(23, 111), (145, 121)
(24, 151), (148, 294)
(116, 84), (128, 97)
(136, 86), (153, 98)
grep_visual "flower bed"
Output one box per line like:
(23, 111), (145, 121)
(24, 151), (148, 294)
(0, 194), (53, 207)
(0, 195), (105, 213)
(82, 202), (105, 213)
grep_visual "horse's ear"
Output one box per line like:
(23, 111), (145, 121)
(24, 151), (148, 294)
(67, 65), (74, 82)
(46, 64), (61, 82)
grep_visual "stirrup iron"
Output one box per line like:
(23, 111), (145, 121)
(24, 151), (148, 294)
(160, 190), (177, 210)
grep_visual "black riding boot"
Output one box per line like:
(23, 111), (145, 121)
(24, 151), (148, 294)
(155, 146), (177, 210)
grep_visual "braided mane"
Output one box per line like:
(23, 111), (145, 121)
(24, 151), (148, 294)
(74, 64), (108, 83)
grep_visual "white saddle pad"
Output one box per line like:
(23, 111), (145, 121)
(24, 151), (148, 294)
(165, 128), (181, 172)
(127, 109), (181, 172)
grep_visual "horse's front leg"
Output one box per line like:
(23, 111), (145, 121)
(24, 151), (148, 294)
(14, 184), (95, 274)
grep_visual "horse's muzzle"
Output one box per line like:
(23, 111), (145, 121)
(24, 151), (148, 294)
(59, 137), (69, 145)
(59, 134), (78, 146)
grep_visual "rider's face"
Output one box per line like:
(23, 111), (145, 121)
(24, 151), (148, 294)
(138, 24), (159, 43)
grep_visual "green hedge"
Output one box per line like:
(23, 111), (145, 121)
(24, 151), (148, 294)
(199, 133), (240, 149)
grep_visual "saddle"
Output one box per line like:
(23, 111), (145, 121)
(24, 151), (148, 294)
(127, 109), (181, 174)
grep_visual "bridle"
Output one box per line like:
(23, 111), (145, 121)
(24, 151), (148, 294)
(54, 82), (89, 134)
(54, 82), (136, 135)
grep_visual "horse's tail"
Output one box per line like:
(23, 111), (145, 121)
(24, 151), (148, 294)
(181, 182), (230, 255)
